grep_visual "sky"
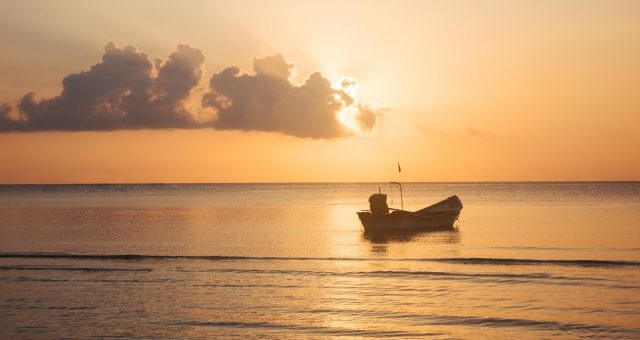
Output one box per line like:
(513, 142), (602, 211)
(0, 0), (639, 183)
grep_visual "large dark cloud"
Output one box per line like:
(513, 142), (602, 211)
(0, 43), (379, 138)
(203, 54), (377, 138)
(0, 42), (204, 132)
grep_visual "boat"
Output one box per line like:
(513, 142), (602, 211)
(357, 184), (462, 232)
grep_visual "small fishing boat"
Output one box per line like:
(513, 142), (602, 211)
(357, 183), (462, 232)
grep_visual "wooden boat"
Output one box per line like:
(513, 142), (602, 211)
(357, 191), (462, 232)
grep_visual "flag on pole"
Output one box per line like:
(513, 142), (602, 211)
(397, 161), (401, 173)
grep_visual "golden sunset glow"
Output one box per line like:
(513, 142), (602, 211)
(1, 3), (640, 339)
(1, 1), (639, 183)
(332, 76), (368, 133)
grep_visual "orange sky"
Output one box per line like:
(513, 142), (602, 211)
(1, 0), (639, 183)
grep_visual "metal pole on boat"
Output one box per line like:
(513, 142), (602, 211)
(390, 181), (404, 211)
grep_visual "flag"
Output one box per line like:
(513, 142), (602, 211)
(397, 161), (401, 173)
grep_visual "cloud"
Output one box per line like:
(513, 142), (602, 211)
(356, 106), (377, 131)
(0, 103), (16, 132)
(417, 124), (495, 140)
(0, 43), (380, 138)
(203, 54), (378, 138)
(0, 42), (204, 132)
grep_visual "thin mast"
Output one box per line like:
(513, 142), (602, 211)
(397, 161), (403, 210)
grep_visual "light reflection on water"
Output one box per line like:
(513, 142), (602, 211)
(0, 182), (639, 338)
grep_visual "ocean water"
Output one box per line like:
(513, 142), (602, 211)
(0, 182), (639, 338)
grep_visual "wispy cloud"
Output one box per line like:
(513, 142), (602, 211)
(417, 124), (496, 139)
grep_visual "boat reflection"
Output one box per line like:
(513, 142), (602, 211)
(362, 228), (461, 255)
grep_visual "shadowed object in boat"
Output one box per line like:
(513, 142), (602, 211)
(357, 193), (462, 232)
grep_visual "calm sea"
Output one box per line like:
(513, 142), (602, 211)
(1, 182), (639, 338)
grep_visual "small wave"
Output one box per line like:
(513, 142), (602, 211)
(427, 314), (638, 335)
(0, 265), (152, 272)
(426, 257), (640, 267)
(180, 267), (576, 280)
(0, 253), (638, 267)
(172, 320), (443, 337)
(170, 314), (637, 337)
(173, 268), (631, 289)
(268, 306), (639, 335)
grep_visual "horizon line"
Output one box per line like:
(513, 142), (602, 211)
(0, 180), (638, 186)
